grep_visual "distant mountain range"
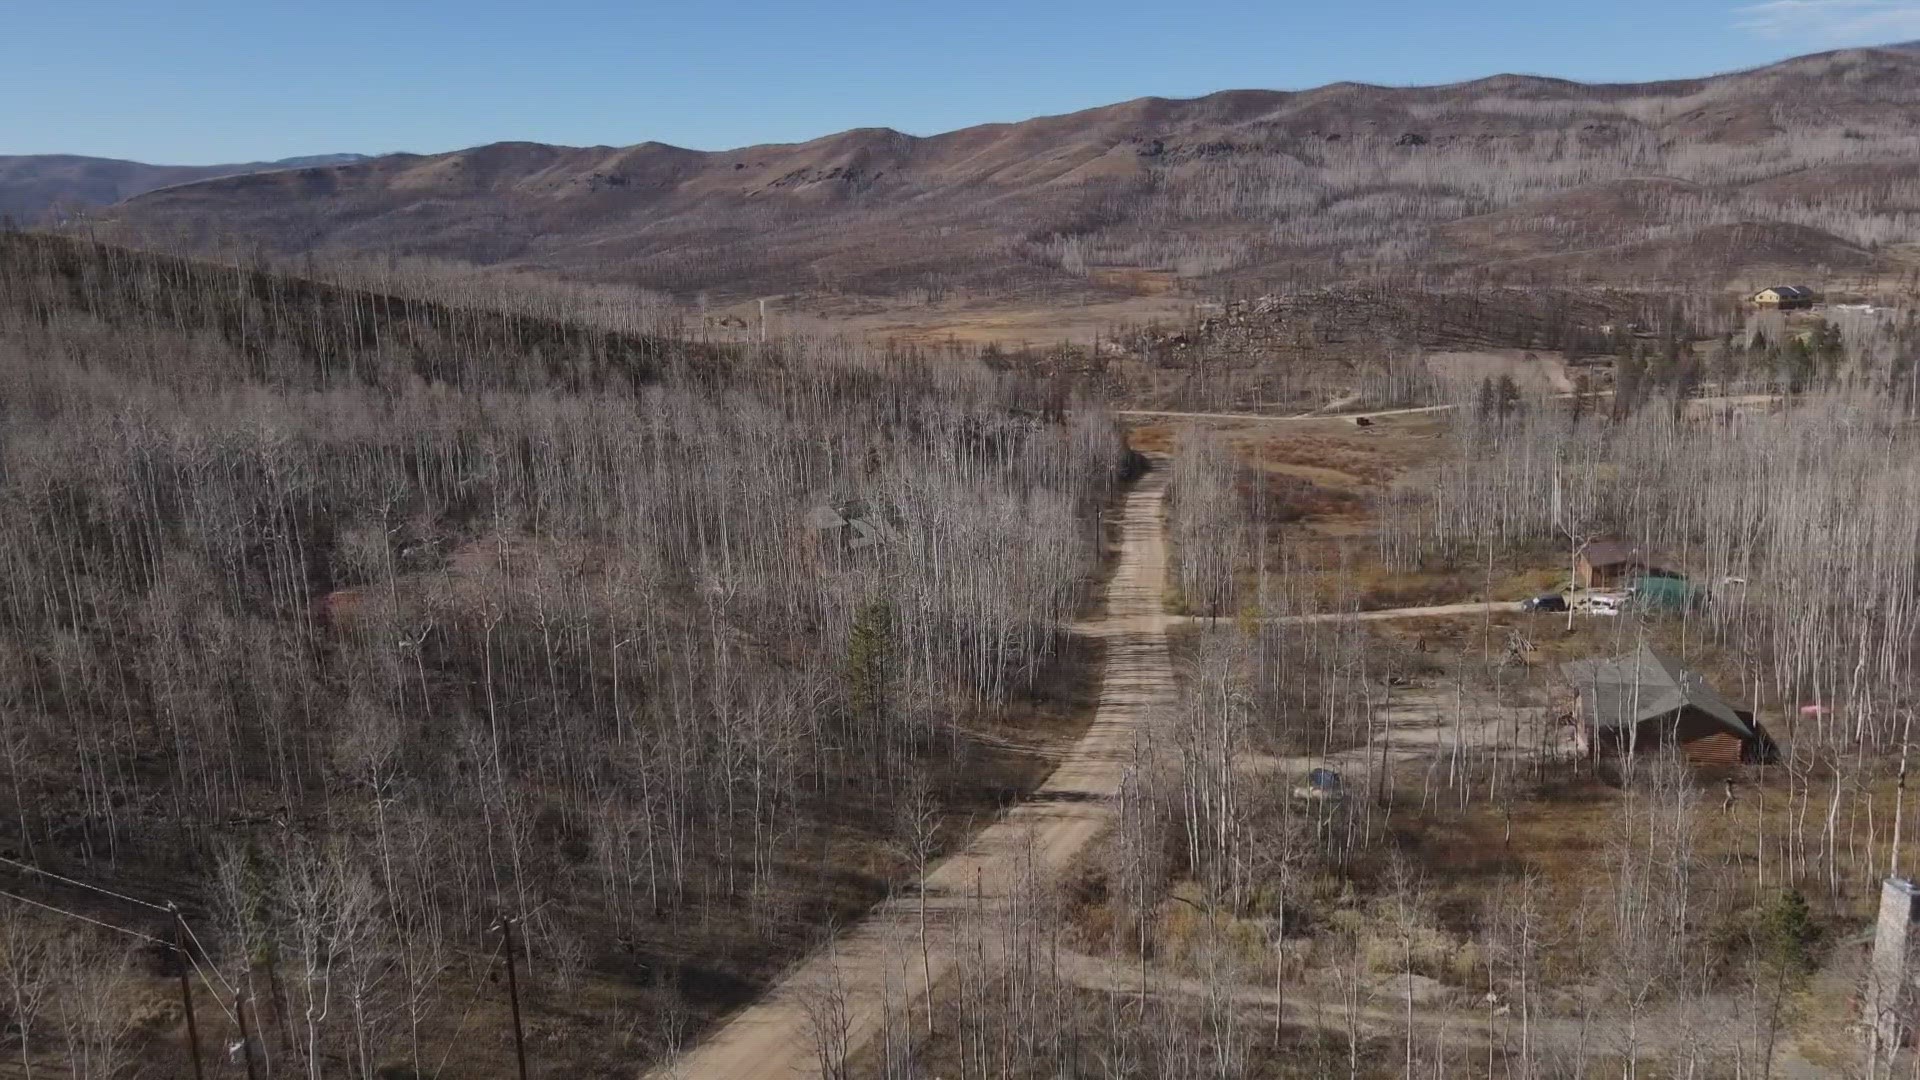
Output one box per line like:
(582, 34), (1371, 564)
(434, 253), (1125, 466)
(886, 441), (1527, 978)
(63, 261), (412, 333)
(0, 153), (372, 219)
(66, 44), (1920, 296)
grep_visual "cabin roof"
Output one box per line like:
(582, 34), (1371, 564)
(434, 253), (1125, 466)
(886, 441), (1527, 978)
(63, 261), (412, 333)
(1562, 644), (1752, 739)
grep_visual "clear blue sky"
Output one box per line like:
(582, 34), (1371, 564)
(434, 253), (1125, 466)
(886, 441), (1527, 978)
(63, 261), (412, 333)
(7, 0), (1919, 164)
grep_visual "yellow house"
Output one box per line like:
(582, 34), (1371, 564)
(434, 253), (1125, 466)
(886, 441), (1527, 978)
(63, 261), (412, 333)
(1752, 285), (1815, 310)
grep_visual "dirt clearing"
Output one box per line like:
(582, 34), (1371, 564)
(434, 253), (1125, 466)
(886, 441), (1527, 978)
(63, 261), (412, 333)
(1426, 349), (1573, 395)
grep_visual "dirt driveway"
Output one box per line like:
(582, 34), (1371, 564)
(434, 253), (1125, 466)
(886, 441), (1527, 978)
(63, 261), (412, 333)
(1173, 601), (1524, 625)
(645, 467), (1176, 1079)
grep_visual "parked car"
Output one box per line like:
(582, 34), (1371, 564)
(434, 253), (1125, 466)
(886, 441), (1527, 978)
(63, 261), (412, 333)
(1577, 593), (1624, 616)
(1291, 768), (1344, 802)
(1521, 592), (1568, 613)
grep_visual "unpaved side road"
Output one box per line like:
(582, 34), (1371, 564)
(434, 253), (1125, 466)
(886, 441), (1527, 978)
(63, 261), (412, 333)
(1117, 404), (1458, 424)
(1117, 393), (1780, 428)
(1054, 950), (1832, 1078)
(644, 468), (1175, 1079)
(1172, 601), (1523, 625)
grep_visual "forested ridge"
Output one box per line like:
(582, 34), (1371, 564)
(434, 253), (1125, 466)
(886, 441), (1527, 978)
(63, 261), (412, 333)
(98, 45), (1920, 297)
(0, 233), (1131, 1077)
(0, 231), (731, 394)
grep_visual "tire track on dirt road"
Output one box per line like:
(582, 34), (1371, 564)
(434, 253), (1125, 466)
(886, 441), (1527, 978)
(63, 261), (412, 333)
(645, 465), (1175, 1079)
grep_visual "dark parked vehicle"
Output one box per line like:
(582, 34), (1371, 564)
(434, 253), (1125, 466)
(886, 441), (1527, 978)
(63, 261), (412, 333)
(1292, 768), (1345, 802)
(1521, 592), (1568, 612)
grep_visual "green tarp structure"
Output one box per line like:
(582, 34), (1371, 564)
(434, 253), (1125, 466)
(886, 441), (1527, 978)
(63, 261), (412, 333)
(1631, 575), (1700, 611)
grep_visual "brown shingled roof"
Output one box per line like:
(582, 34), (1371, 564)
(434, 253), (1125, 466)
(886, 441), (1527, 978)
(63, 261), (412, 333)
(1579, 540), (1673, 570)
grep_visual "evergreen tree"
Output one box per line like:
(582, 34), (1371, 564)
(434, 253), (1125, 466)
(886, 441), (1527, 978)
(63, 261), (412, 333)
(846, 599), (893, 730)
(1615, 349), (1647, 417)
(1780, 336), (1815, 394)
(1812, 321), (1846, 386)
(1648, 336), (1679, 388)
(1755, 889), (1821, 980)
(1494, 373), (1522, 418)
(1712, 340), (1741, 395)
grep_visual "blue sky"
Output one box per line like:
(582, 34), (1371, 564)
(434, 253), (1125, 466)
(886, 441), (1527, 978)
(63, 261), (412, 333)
(7, 0), (1920, 164)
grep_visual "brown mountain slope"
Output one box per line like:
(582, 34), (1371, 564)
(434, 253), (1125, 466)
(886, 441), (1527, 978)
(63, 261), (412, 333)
(98, 46), (1920, 297)
(0, 153), (370, 220)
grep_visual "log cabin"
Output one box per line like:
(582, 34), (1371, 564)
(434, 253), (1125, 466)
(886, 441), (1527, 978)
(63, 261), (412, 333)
(1562, 645), (1772, 766)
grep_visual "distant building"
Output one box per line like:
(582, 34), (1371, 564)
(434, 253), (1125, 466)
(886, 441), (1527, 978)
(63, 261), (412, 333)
(1561, 645), (1771, 766)
(1751, 285), (1816, 310)
(804, 499), (900, 556)
(1575, 540), (1682, 590)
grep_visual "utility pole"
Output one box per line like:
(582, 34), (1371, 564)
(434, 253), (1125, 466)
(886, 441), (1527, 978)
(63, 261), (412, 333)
(235, 990), (261, 1080)
(171, 908), (205, 1080)
(498, 916), (530, 1080)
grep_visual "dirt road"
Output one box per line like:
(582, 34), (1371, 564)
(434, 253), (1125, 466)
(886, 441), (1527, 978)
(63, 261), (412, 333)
(1117, 392), (1781, 428)
(1055, 949), (1832, 1077)
(645, 468), (1175, 1079)
(1173, 601), (1523, 625)
(1054, 949), (1524, 1049)
(1117, 404), (1457, 424)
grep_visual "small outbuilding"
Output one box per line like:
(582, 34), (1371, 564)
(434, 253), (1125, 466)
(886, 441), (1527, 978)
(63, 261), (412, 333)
(1575, 540), (1682, 591)
(804, 499), (900, 557)
(1752, 285), (1816, 310)
(1562, 645), (1771, 766)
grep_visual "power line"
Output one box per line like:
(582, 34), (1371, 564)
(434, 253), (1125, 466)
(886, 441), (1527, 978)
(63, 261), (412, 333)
(0, 886), (235, 1076)
(181, 943), (239, 1026)
(0, 857), (238, 1003)
(161, 903), (239, 1027)
(0, 888), (171, 949)
(170, 916), (208, 1080)
(178, 913), (238, 997)
(431, 936), (505, 1080)
(0, 854), (171, 912)
(0, 861), (239, 1028)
